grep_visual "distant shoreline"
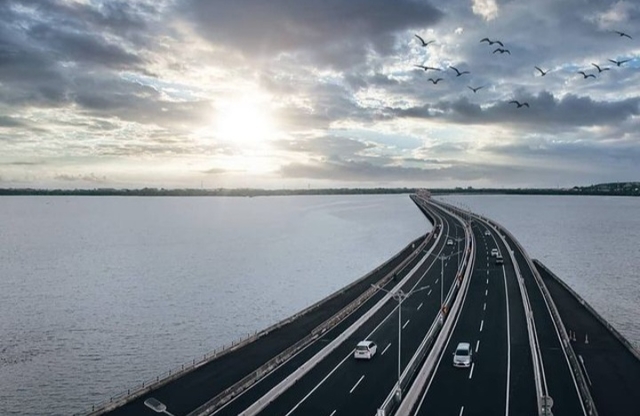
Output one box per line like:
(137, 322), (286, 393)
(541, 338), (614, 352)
(1, 183), (638, 197)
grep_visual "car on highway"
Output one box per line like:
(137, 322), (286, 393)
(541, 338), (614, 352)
(354, 340), (377, 360)
(496, 254), (504, 265)
(453, 342), (473, 368)
(491, 248), (499, 257)
(447, 239), (454, 246)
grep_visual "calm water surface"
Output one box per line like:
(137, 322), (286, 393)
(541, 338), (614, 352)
(1, 194), (638, 415)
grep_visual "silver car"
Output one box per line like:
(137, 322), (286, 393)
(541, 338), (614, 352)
(453, 342), (473, 368)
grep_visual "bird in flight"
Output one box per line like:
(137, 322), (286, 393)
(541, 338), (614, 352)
(428, 78), (444, 84)
(449, 66), (470, 76)
(493, 48), (511, 54)
(608, 58), (630, 67)
(534, 66), (549, 76)
(414, 34), (435, 47)
(480, 38), (504, 47)
(577, 71), (596, 79)
(414, 65), (441, 72)
(591, 63), (610, 73)
(613, 31), (632, 39)
(468, 86), (484, 93)
(509, 100), (529, 108)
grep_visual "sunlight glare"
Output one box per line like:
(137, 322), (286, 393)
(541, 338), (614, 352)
(215, 95), (275, 148)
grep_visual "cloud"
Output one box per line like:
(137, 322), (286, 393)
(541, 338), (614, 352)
(54, 173), (108, 183)
(472, 0), (499, 21)
(181, 0), (443, 67)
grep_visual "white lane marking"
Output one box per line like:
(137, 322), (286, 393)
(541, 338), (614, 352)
(480, 320), (484, 332)
(417, 302), (423, 311)
(483, 302), (486, 311)
(487, 270), (489, 275)
(486, 278), (489, 285)
(381, 343), (391, 356)
(501, 250), (511, 416)
(485, 289), (488, 296)
(329, 411), (336, 416)
(459, 406), (465, 416)
(349, 375), (365, 394)
(469, 363), (475, 379)
(475, 339), (480, 353)
(435, 278), (439, 284)
(402, 319), (410, 330)
(428, 289), (432, 296)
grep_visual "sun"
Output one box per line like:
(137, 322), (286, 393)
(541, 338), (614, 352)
(215, 95), (275, 148)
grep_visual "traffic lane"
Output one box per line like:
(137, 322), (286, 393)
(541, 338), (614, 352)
(505, 233), (585, 416)
(538, 265), (640, 416)
(258, 251), (457, 416)
(414, 225), (508, 416)
(486, 226), (537, 415)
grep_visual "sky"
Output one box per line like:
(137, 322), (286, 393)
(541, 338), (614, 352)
(0, 0), (639, 189)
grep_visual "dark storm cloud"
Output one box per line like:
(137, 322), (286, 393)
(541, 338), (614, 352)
(0, 116), (25, 128)
(391, 91), (640, 128)
(182, 0), (443, 67)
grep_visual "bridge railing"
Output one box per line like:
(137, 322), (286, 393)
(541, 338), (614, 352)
(81, 213), (438, 416)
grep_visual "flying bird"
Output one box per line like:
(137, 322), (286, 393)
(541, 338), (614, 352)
(414, 64), (441, 72)
(509, 100), (529, 108)
(591, 63), (610, 73)
(613, 30), (632, 39)
(428, 78), (444, 84)
(577, 71), (596, 79)
(534, 66), (549, 76)
(449, 66), (470, 76)
(493, 48), (511, 54)
(480, 38), (504, 47)
(608, 58), (630, 67)
(414, 34), (435, 47)
(467, 85), (484, 93)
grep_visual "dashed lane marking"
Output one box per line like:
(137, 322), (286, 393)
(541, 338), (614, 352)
(469, 363), (475, 380)
(480, 320), (484, 332)
(459, 406), (465, 416)
(483, 302), (486, 311)
(381, 343), (391, 356)
(475, 339), (480, 353)
(402, 319), (410, 330)
(428, 289), (432, 296)
(349, 375), (365, 394)
(330, 411), (336, 416)
(417, 302), (423, 311)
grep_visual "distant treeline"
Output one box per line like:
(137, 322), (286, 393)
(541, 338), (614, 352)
(1, 182), (639, 196)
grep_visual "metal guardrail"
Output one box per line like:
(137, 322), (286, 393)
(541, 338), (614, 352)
(81, 216), (437, 416)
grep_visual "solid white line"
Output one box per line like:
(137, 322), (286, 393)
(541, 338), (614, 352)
(349, 375), (365, 394)
(469, 363), (475, 379)
(329, 411), (336, 416)
(579, 355), (593, 386)
(480, 320), (484, 332)
(417, 302), (423, 311)
(402, 319), (410, 330)
(475, 339), (480, 353)
(381, 343), (391, 356)
(459, 406), (465, 416)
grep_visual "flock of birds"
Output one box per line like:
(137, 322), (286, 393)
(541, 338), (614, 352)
(412, 30), (634, 109)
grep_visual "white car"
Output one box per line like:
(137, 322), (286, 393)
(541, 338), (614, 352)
(491, 248), (499, 257)
(453, 342), (473, 368)
(354, 340), (377, 360)
(484, 230), (491, 236)
(447, 239), (454, 246)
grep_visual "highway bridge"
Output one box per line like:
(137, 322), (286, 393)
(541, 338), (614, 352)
(87, 195), (640, 416)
